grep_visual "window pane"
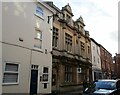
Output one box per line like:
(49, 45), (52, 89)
(5, 63), (18, 71)
(3, 73), (18, 83)
(43, 67), (48, 73)
(44, 83), (47, 88)
(43, 74), (48, 81)
(36, 6), (43, 17)
(36, 32), (41, 39)
(65, 33), (72, 52)
(34, 39), (42, 48)
(53, 27), (58, 47)
(34, 30), (42, 49)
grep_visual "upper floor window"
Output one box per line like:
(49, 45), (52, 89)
(65, 33), (72, 52)
(63, 13), (65, 19)
(93, 46), (95, 50)
(81, 42), (85, 56)
(88, 46), (90, 54)
(94, 56), (96, 62)
(36, 6), (43, 17)
(3, 62), (19, 84)
(66, 14), (71, 24)
(98, 58), (100, 64)
(52, 27), (58, 48)
(77, 25), (80, 30)
(34, 29), (42, 49)
(80, 25), (83, 32)
(104, 51), (107, 56)
(67, 14), (71, 20)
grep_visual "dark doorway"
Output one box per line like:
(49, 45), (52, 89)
(30, 69), (38, 94)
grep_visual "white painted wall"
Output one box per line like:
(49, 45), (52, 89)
(2, 1), (53, 94)
(0, 42), (2, 95)
(2, 43), (31, 93)
(0, 1), (2, 94)
(91, 40), (101, 81)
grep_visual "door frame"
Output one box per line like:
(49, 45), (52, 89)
(30, 65), (39, 94)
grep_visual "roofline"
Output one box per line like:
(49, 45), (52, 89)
(90, 38), (100, 46)
(90, 38), (112, 56)
(99, 44), (112, 56)
(44, 1), (61, 13)
(37, 0), (55, 14)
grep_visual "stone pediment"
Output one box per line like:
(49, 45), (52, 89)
(76, 16), (85, 26)
(77, 16), (84, 23)
(62, 3), (73, 16)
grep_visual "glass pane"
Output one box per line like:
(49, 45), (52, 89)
(43, 67), (48, 73)
(5, 63), (18, 71)
(36, 6), (43, 16)
(43, 74), (48, 81)
(36, 31), (42, 39)
(34, 39), (42, 49)
(44, 83), (47, 89)
(37, 32), (40, 39)
(3, 73), (18, 83)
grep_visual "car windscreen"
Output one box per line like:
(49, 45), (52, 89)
(95, 81), (116, 90)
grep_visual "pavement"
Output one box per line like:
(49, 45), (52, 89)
(51, 91), (83, 95)
(44, 85), (83, 95)
(50, 89), (83, 95)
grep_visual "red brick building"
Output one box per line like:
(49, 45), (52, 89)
(112, 53), (120, 79)
(100, 45), (112, 79)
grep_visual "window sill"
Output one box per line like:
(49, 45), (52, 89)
(42, 82), (49, 84)
(34, 13), (44, 20)
(2, 83), (19, 86)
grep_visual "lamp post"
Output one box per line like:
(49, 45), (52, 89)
(48, 15), (53, 24)
(48, 14), (59, 24)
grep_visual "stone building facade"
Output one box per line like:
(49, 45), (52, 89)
(46, 2), (92, 92)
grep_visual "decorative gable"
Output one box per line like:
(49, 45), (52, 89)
(62, 3), (73, 16)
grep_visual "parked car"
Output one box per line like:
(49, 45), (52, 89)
(83, 79), (120, 95)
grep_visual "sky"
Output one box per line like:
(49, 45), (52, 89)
(45, 0), (119, 56)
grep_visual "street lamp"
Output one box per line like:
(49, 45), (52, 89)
(48, 13), (59, 24)
(48, 15), (53, 24)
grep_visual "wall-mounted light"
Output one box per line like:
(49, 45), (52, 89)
(19, 37), (23, 42)
(48, 14), (59, 24)
(48, 15), (53, 24)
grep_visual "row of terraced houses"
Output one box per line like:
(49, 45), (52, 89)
(1, 1), (119, 95)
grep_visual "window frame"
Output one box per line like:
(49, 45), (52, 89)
(81, 42), (85, 56)
(98, 58), (100, 64)
(88, 46), (90, 54)
(42, 67), (49, 82)
(35, 6), (44, 18)
(2, 62), (20, 85)
(65, 33), (72, 52)
(64, 66), (72, 83)
(52, 27), (59, 48)
(34, 28), (42, 49)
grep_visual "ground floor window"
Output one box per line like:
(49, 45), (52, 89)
(94, 72), (102, 80)
(42, 67), (49, 81)
(3, 62), (19, 84)
(65, 66), (72, 82)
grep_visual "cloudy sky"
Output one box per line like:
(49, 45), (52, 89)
(45, 0), (119, 56)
